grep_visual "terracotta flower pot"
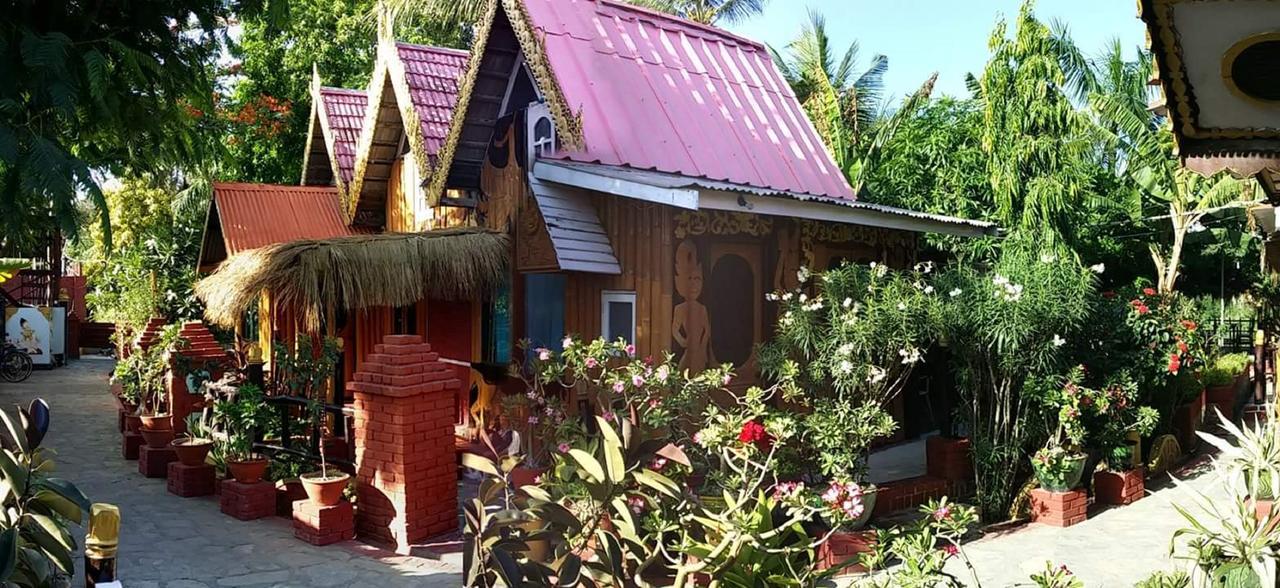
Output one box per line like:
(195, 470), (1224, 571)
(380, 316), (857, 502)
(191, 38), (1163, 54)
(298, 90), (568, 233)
(170, 438), (213, 466)
(300, 472), (350, 507)
(123, 413), (142, 434)
(140, 428), (174, 449)
(140, 414), (173, 432)
(227, 458), (269, 484)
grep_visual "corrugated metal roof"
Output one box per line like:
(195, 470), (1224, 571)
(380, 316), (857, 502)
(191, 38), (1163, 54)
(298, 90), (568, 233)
(535, 160), (1000, 235)
(317, 87), (367, 185)
(212, 183), (355, 255)
(395, 43), (470, 157)
(521, 0), (855, 200)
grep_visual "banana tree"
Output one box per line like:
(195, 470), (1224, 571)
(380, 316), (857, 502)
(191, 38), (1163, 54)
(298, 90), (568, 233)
(1135, 168), (1251, 294)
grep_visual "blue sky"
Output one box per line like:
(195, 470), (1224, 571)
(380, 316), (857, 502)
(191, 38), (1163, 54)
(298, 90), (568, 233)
(726, 0), (1148, 101)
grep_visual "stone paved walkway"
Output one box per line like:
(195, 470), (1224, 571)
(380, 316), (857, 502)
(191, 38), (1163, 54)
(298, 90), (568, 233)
(3, 357), (462, 588)
(937, 454), (1228, 586)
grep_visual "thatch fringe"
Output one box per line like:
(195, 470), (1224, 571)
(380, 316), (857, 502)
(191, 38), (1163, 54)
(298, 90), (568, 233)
(197, 228), (509, 329)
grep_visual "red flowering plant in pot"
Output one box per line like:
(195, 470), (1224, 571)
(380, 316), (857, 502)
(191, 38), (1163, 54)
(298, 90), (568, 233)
(1125, 287), (1210, 436)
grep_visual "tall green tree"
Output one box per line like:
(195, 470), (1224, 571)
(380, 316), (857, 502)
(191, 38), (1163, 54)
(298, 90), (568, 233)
(630, 0), (766, 25)
(223, 0), (468, 184)
(975, 1), (1096, 243)
(1087, 43), (1255, 294)
(0, 0), (261, 250)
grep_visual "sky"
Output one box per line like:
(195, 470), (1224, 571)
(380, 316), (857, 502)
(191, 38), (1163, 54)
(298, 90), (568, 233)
(726, 0), (1149, 101)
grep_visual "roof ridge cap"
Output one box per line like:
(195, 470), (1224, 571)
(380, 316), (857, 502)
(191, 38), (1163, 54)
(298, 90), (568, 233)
(594, 0), (766, 50)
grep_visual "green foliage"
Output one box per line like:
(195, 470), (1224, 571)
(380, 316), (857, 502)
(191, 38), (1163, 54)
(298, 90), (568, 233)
(1133, 570), (1190, 588)
(0, 400), (92, 586)
(0, 0), (249, 248)
(1170, 475), (1280, 584)
(213, 383), (271, 461)
(223, 0), (467, 184)
(857, 498), (980, 588)
(1028, 561), (1084, 588)
(1205, 353), (1252, 388)
(110, 325), (183, 414)
(1197, 413), (1280, 501)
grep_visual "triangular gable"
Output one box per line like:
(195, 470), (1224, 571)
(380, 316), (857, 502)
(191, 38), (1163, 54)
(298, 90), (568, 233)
(301, 66), (367, 201)
(347, 12), (469, 224)
(428, 0), (855, 203)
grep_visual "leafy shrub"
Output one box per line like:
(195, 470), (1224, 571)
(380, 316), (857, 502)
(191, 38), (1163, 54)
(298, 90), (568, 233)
(1203, 353), (1250, 388)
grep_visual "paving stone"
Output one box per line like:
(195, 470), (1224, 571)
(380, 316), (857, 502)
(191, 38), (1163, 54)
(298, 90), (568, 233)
(3, 359), (461, 587)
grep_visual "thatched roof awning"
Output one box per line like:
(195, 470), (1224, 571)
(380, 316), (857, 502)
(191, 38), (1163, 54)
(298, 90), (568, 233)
(196, 228), (508, 329)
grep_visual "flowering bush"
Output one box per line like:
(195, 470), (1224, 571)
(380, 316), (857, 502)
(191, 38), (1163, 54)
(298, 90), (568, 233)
(858, 498), (980, 587)
(1126, 288), (1208, 390)
(1045, 366), (1159, 463)
(759, 261), (944, 484)
(1029, 562), (1084, 588)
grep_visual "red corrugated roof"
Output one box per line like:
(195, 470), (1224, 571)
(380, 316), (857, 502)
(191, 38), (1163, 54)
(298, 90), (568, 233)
(317, 87), (367, 185)
(522, 0), (855, 199)
(395, 43), (469, 157)
(212, 183), (354, 255)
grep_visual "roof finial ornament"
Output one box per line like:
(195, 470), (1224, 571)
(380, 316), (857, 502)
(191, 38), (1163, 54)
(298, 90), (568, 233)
(377, 1), (395, 45)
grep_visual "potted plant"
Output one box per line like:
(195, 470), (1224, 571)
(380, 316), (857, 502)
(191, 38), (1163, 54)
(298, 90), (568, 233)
(271, 337), (349, 506)
(1031, 445), (1087, 493)
(1171, 478), (1280, 586)
(299, 431), (349, 507)
(1197, 410), (1280, 521)
(214, 383), (270, 484)
(171, 413), (214, 467)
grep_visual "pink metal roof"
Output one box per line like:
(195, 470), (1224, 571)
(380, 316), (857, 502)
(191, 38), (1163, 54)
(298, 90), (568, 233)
(211, 183), (354, 255)
(395, 43), (469, 157)
(317, 87), (367, 185)
(521, 0), (855, 199)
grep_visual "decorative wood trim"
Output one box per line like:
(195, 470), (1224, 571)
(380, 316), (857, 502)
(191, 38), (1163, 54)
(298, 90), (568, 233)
(301, 66), (353, 204)
(673, 211), (773, 239)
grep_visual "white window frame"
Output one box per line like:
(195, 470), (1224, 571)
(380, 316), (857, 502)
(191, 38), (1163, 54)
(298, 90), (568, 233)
(601, 291), (637, 344)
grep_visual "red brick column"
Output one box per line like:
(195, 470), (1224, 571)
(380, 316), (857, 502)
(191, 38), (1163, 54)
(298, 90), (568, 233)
(816, 530), (876, 575)
(1094, 469), (1144, 506)
(168, 321), (226, 435)
(926, 436), (973, 485)
(168, 462), (216, 497)
(347, 334), (462, 554)
(1029, 489), (1088, 527)
(220, 480), (275, 520)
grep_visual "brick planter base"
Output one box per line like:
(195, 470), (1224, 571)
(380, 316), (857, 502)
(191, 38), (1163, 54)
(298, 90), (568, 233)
(1030, 488), (1087, 527)
(167, 462), (216, 497)
(276, 480), (307, 518)
(138, 446), (176, 478)
(292, 500), (355, 546)
(816, 530), (875, 575)
(121, 431), (143, 460)
(1094, 469), (1144, 506)
(872, 476), (950, 516)
(117, 408), (126, 433)
(220, 480), (275, 521)
(926, 436), (973, 484)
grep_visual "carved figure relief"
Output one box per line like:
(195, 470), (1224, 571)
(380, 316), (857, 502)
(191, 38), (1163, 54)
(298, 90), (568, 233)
(774, 222), (801, 292)
(672, 239), (712, 372)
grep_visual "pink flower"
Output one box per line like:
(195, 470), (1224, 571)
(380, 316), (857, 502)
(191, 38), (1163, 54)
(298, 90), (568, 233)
(632, 374), (645, 387)
(585, 357), (599, 369)
(625, 344), (636, 357)
(692, 432), (704, 446)
(771, 481), (804, 501)
(557, 442), (570, 453)
(722, 374), (732, 386)
(603, 411), (617, 422)
(942, 544), (959, 558)
(648, 398), (659, 409)
(1142, 287), (1156, 296)
(627, 495), (645, 514)
(612, 381), (625, 393)
(528, 416), (539, 425)
(650, 457), (667, 470)
(536, 348), (551, 361)
(933, 505), (951, 521)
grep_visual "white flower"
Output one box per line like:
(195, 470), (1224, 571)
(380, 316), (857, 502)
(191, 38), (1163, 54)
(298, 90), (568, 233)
(842, 297), (853, 308)
(837, 342), (855, 355)
(1052, 334), (1066, 347)
(797, 266), (811, 283)
(837, 360), (854, 375)
(1040, 253), (1056, 264)
(924, 285), (935, 294)
(766, 292), (779, 301)
(782, 292), (793, 301)
(1089, 263), (1105, 274)
(562, 337), (574, 349)
(949, 288), (963, 298)
(799, 293), (808, 303)
(992, 274), (1008, 286)
(866, 366), (886, 384)
(899, 347), (922, 364)
(897, 302), (907, 310)
(875, 264), (888, 277)
(914, 261), (934, 274)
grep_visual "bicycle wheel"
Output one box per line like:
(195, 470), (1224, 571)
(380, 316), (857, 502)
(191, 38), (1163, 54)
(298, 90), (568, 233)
(0, 351), (31, 383)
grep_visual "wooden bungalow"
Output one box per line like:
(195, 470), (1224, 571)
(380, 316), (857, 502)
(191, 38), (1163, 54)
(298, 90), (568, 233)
(196, 0), (997, 434)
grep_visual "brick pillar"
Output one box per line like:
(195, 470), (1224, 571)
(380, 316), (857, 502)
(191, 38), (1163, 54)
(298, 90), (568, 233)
(347, 334), (461, 554)
(168, 321), (226, 435)
(136, 317), (166, 350)
(1029, 488), (1088, 527)
(1094, 468), (1144, 506)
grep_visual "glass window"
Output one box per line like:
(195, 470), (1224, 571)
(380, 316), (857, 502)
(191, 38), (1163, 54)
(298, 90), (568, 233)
(601, 291), (636, 344)
(482, 276), (512, 364)
(524, 274), (566, 353)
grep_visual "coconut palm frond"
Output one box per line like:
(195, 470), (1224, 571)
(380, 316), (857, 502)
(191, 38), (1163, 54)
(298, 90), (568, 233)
(196, 228), (509, 329)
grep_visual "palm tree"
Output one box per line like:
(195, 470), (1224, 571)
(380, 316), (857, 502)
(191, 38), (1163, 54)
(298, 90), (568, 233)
(628, 0), (766, 24)
(1088, 43), (1255, 294)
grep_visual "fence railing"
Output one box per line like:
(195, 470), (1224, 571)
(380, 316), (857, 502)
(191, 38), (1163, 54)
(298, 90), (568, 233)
(1210, 318), (1255, 355)
(252, 394), (355, 470)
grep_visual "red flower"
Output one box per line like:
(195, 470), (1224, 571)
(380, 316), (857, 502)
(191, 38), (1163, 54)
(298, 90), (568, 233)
(1181, 320), (1198, 331)
(1177, 341), (1188, 354)
(1143, 287), (1157, 296)
(1137, 304), (1150, 315)
(738, 420), (766, 445)
(1168, 354), (1182, 374)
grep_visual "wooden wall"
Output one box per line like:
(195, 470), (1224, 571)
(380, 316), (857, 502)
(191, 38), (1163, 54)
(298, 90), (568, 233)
(563, 198), (675, 357)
